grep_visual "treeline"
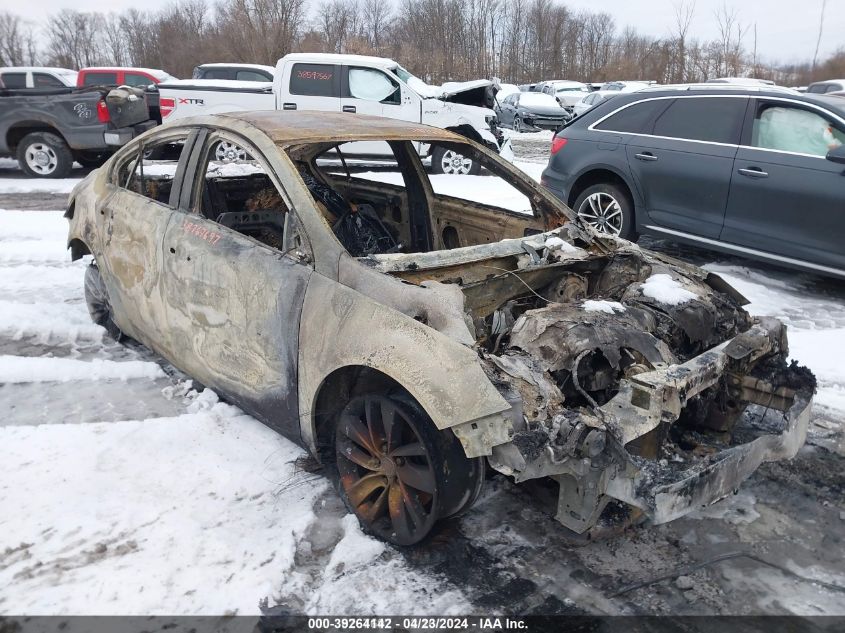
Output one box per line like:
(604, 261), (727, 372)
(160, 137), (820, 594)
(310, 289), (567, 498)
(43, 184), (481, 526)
(0, 0), (842, 86)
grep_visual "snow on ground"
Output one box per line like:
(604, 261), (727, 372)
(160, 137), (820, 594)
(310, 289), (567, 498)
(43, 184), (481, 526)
(0, 178), (82, 194)
(0, 208), (470, 615)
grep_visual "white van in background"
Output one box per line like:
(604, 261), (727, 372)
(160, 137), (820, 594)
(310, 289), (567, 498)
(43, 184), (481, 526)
(158, 53), (512, 174)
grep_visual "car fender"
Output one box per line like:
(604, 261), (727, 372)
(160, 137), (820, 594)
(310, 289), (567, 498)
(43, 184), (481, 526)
(570, 159), (644, 212)
(297, 270), (514, 457)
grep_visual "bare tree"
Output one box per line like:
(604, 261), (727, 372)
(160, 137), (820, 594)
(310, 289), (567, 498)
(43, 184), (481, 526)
(0, 11), (37, 66)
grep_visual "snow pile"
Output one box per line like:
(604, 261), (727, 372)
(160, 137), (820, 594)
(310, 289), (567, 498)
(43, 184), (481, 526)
(0, 393), (329, 615)
(0, 300), (104, 342)
(582, 300), (626, 314)
(0, 210), (70, 241)
(544, 235), (580, 254)
(0, 355), (165, 383)
(324, 514), (387, 577)
(640, 273), (697, 305)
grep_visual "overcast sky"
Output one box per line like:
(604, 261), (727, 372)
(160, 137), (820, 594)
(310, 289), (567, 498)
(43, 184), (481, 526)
(13, 0), (844, 65)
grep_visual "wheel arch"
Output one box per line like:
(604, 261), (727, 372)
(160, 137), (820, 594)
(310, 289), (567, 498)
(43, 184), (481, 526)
(68, 237), (92, 262)
(310, 365), (408, 462)
(6, 121), (65, 153)
(567, 166), (639, 213)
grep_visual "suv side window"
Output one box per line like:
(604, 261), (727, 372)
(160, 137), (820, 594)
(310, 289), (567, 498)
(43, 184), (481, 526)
(289, 63), (337, 97)
(594, 99), (669, 134)
(752, 104), (845, 157)
(347, 67), (400, 104)
(650, 97), (746, 144)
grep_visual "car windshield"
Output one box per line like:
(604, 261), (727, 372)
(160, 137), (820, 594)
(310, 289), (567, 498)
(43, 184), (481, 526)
(519, 93), (560, 108)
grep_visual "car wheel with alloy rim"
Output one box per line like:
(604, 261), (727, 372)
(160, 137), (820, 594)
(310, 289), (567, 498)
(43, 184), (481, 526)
(572, 183), (635, 240)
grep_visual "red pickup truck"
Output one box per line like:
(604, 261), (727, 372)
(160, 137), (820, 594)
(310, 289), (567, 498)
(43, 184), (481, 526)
(78, 67), (176, 123)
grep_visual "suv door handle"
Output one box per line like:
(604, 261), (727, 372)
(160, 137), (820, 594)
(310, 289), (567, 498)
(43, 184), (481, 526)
(738, 167), (769, 178)
(282, 102), (297, 110)
(635, 152), (658, 162)
(342, 105), (356, 113)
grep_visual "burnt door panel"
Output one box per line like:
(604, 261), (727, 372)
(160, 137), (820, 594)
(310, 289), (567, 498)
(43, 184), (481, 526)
(161, 210), (311, 439)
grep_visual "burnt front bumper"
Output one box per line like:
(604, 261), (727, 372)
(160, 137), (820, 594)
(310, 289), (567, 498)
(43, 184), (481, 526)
(606, 387), (812, 525)
(482, 316), (814, 534)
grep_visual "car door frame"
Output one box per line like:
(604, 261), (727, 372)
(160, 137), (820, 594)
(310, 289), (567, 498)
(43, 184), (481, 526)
(614, 94), (748, 239)
(719, 95), (845, 273)
(161, 126), (314, 440)
(97, 126), (202, 357)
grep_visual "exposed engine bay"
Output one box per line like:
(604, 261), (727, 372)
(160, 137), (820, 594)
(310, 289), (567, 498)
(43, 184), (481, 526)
(362, 226), (816, 537)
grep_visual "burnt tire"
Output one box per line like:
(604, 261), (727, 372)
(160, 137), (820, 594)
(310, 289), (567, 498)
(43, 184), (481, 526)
(17, 132), (74, 178)
(84, 264), (124, 341)
(573, 183), (635, 240)
(330, 391), (484, 546)
(430, 145), (481, 176)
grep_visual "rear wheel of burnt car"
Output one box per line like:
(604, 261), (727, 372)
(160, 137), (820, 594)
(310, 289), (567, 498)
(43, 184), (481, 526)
(573, 183), (635, 240)
(17, 132), (73, 178)
(331, 391), (483, 546)
(430, 146), (481, 176)
(84, 264), (124, 341)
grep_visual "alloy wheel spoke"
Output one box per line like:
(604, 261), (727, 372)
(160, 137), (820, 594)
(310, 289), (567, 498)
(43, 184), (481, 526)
(388, 483), (413, 541)
(390, 442), (425, 457)
(360, 485), (389, 523)
(341, 412), (378, 455)
(399, 480), (427, 528)
(337, 435), (378, 470)
(396, 461), (435, 494)
(346, 472), (388, 507)
(380, 400), (399, 452)
(364, 397), (384, 451)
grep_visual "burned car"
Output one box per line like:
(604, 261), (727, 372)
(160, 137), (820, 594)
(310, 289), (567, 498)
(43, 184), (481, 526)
(66, 111), (815, 545)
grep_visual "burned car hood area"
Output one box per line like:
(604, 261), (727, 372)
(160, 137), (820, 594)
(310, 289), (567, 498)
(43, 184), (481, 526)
(364, 225), (815, 537)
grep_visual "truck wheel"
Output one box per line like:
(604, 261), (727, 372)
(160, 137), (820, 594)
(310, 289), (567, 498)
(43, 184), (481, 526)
(331, 391), (484, 546)
(573, 183), (635, 240)
(84, 264), (124, 341)
(431, 146), (481, 176)
(214, 141), (248, 163)
(17, 132), (74, 178)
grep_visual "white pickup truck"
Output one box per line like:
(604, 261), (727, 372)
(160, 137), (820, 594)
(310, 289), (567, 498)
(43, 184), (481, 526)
(157, 53), (512, 174)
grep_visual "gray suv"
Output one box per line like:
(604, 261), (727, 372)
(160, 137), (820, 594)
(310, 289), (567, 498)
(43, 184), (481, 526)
(541, 85), (845, 278)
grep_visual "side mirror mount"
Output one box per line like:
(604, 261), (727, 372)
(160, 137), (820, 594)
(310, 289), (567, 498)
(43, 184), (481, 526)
(826, 144), (845, 164)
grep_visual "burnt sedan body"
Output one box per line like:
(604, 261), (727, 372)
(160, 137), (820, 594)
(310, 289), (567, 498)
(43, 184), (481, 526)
(66, 111), (814, 545)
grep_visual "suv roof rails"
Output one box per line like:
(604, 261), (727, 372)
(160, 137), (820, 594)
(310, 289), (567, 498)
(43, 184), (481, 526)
(639, 83), (800, 95)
